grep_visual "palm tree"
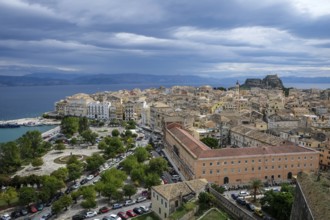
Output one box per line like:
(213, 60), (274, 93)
(250, 178), (262, 202)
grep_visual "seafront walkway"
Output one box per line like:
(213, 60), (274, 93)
(0, 117), (60, 126)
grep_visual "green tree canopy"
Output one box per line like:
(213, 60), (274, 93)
(51, 167), (68, 182)
(17, 130), (45, 158)
(81, 129), (98, 145)
(67, 163), (84, 183)
(130, 166), (146, 185)
(144, 173), (161, 190)
(61, 117), (79, 137)
(111, 129), (120, 137)
(148, 157), (168, 176)
(0, 142), (22, 174)
(200, 137), (219, 149)
(134, 147), (150, 163)
(31, 157), (44, 168)
(54, 142), (66, 152)
(1, 186), (18, 206)
(78, 117), (89, 134)
(42, 176), (65, 199)
(123, 184), (137, 199)
(19, 187), (37, 205)
(86, 153), (105, 171)
(120, 155), (139, 174)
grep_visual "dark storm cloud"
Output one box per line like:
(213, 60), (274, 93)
(0, 0), (329, 77)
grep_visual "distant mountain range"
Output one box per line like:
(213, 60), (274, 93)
(0, 73), (329, 87)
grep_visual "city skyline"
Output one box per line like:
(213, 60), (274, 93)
(1, 0), (330, 78)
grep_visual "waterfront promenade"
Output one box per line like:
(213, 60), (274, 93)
(0, 117), (60, 126)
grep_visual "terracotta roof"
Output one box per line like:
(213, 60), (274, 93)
(168, 126), (210, 158)
(152, 179), (208, 200)
(199, 145), (316, 159)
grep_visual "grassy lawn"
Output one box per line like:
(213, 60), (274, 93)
(199, 208), (229, 220)
(132, 212), (161, 220)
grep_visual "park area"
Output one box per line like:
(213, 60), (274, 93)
(199, 208), (229, 220)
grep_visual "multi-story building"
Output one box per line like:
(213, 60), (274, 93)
(64, 93), (93, 117)
(87, 101), (111, 120)
(150, 102), (172, 132)
(124, 101), (135, 121)
(151, 179), (208, 219)
(164, 122), (319, 186)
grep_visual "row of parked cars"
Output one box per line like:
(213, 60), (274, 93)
(231, 192), (264, 218)
(72, 203), (150, 220)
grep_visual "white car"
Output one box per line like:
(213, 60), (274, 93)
(136, 196), (147, 203)
(140, 205), (149, 212)
(86, 174), (94, 180)
(124, 199), (135, 206)
(1, 214), (10, 220)
(109, 214), (121, 220)
(85, 211), (97, 218)
(238, 191), (250, 197)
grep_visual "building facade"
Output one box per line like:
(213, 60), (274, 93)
(87, 101), (111, 119)
(164, 122), (319, 186)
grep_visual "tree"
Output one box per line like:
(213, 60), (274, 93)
(67, 163), (83, 183)
(52, 200), (64, 215)
(130, 166), (146, 184)
(98, 141), (107, 150)
(78, 117), (89, 134)
(19, 187), (36, 205)
(200, 137), (219, 149)
(250, 178), (262, 202)
(17, 130), (44, 159)
(94, 182), (104, 197)
(144, 173), (161, 190)
(111, 129), (120, 137)
(51, 167), (68, 182)
(70, 137), (78, 146)
(101, 184), (117, 201)
(148, 157), (168, 176)
(123, 184), (137, 199)
(54, 142), (66, 152)
(61, 117), (79, 137)
(0, 142), (22, 174)
(104, 137), (124, 159)
(134, 147), (150, 163)
(81, 198), (97, 209)
(1, 187), (18, 206)
(71, 191), (81, 204)
(31, 157), (43, 168)
(81, 129), (98, 145)
(41, 176), (65, 202)
(125, 120), (136, 129)
(86, 153), (105, 171)
(261, 190), (294, 220)
(120, 155), (139, 174)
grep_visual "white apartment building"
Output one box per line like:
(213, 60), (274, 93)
(141, 101), (150, 126)
(87, 101), (111, 119)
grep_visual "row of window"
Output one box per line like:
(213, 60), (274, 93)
(153, 192), (167, 208)
(202, 156), (314, 167)
(201, 163), (314, 175)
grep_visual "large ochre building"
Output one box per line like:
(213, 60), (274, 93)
(164, 122), (319, 185)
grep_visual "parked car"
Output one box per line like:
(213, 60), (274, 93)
(238, 191), (250, 197)
(86, 175), (94, 181)
(124, 199), (135, 206)
(40, 212), (52, 220)
(20, 208), (28, 216)
(80, 178), (88, 185)
(85, 211), (97, 218)
(136, 196), (147, 203)
(117, 212), (129, 220)
(36, 203), (44, 211)
(254, 208), (264, 217)
(107, 214), (121, 220)
(29, 204), (38, 213)
(72, 183), (80, 189)
(231, 193), (239, 200)
(126, 210), (137, 217)
(112, 203), (123, 209)
(1, 213), (11, 220)
(236, 197), (246, 206)
(10, 210), (21, 219)
(140, 205), (149, 213)
(72, 214), (85, 220)
(246, 203), (256, 211)
(133, 207), (143, 215)
(99, 206), (110, 213)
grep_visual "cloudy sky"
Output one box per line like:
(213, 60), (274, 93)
(1, 0), (330, 78)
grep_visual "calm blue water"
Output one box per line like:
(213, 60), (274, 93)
(0, 125), (56, 143)
(0, 82), (329, 143)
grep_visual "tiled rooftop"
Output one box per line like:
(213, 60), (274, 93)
(152, 179), (208, 200)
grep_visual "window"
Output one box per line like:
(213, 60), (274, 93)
(159, 208), (161, 214)
(231, 161), (234, 164)
(278, 158), (281, 161)
(298, 157), (301, 160)
(258, 159), (261, 163)
(265, 166), (268, 170)
(153, 192), (155, 198)
(165, 202), (167, 208)
(202, 170), (205, 175)
(291, 164), (294, 168)
(210, 170), (213, 174)
(278, 165), (281, 169)
(265, 176), (268, 179)
(245, 168), (247, 172)
(203, 163), (205, 167)
(310, 156), (313, 160)
(224, 161), (227, 165)
(217, 169), (220, 174)
(252, 159), (255, 163)
(245, 160), (248, 164)
(258, 167), (261, 170)
(238, 168), (241, 173)
(278, 175), (281, 178)
(231, 168), (234, 173)
(157, 195), (158, 200)
(272, 166), (274, 170)
(285, 157), (288, 161)
(285, 165), (287, 169)
(210, 162), (213, 166)
(238, 160), (241, 164)
(217, 161), (220, 166)
(161, 198), (163, 205)
(272, 158), (274, 162)
(252, 167), (255, 171)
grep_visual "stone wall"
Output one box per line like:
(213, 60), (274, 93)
(290, 181), (314, 220)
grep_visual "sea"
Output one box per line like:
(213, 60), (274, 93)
(0, 82), (329, 143)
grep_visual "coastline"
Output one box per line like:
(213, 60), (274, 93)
(0, 117), (60, 126)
